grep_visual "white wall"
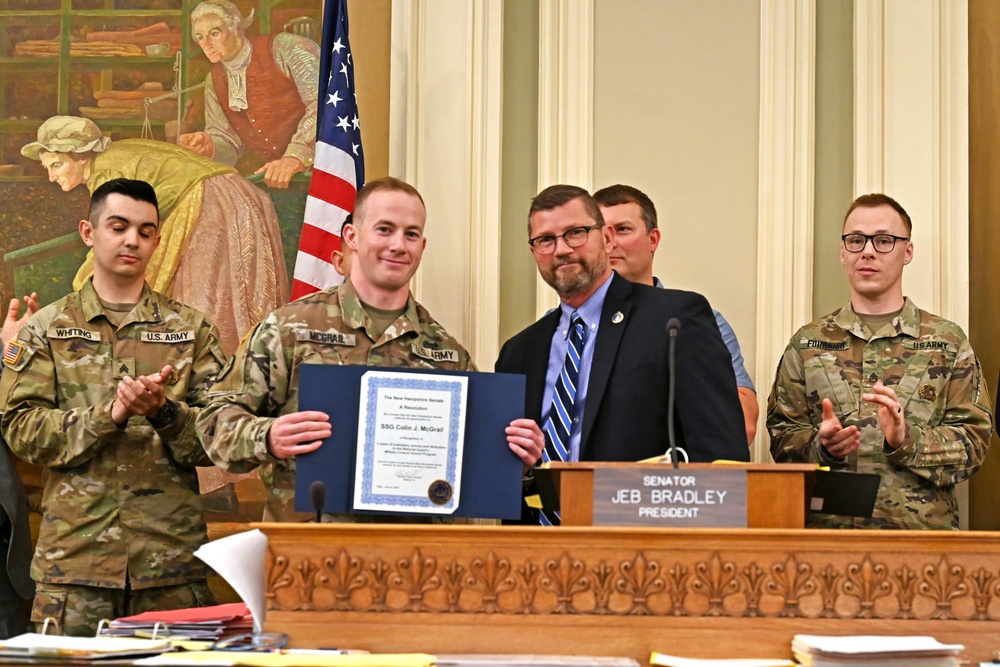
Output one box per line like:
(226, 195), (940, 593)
(592, 0), (762, 387)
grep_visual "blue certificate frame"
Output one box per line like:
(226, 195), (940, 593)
(295, 365), (526, 520)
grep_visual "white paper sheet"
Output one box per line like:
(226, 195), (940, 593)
(353, 371), (467, 514)
(194, 529), (268, 633)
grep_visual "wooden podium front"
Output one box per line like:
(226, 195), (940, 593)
(545, 462), (816, 528)
(259, 523), (1000, 663)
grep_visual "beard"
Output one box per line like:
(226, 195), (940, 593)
(541, 253), (608, 300)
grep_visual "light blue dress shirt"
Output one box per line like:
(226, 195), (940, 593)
(541, 274), (614, 461)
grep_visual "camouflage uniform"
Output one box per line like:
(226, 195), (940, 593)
(767, 298), (993, 529)
(0, 280), (225, 632)
(197, 278), (476, 521)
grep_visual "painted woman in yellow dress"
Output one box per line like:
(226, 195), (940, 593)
(22, 115), (288, 353)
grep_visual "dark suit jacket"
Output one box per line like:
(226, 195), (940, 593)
(496, 273), (749, 464)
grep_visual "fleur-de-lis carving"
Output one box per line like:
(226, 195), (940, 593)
(893, 564), (917, 619)
(295, 558), (319, 610)
(469, 552), (516, 613)
(516, 560), (541, 613)
(267, 552), (292, 598)
(967, 567), (996, 620)
(691, 552), (739, 617)
(614, 551), (666, 616)
(842, 555), (892, 619)
(390, 548), (442, 612)
(590, 561), (615, 615)
(766, 555), (815, 617)
(441, 560), (467, 612)
(318, 549), (365, 611)
(665, 563), (690, 616)
(740, 562), (766, 617)
(919, 556), (967, 620)
(816, 564), (843, 618)
(540, 552), (589, 613)
(366, 558), (391, 611)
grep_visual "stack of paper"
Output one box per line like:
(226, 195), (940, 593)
(103, 602), (253, 640)
(791, 635), (964, 667)
(0, 633), (171, 662)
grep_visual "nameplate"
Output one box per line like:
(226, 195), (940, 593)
(141, 331), (194, 343)
(296, 329), (357, 346)
(49, 328), (100, 342)
(592, 468), (747, 527)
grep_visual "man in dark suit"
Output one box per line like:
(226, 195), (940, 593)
(496, 185), (748, 503)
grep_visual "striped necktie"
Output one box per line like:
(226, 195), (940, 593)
(539, 314), (586, 525)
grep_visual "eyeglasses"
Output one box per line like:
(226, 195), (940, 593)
(841, 233), (909, 254)
(528, 224), (602, 254)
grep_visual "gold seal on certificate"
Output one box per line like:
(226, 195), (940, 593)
(428, 479), (453, 505)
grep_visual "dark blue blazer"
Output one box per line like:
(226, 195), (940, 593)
(496, 272), (749, 464)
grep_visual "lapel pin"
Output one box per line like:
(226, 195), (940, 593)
(611, 311), (624, 324)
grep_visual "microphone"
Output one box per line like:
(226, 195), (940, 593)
(666, 318), (682, 468)
(309, 480), (327, 523)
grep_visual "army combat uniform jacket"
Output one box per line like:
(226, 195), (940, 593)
(767, 299), (992, 529)
(197, 278), (475, 520)
(0, 280), (226, 588)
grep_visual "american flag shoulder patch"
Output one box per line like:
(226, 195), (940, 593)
(3, 341), (24, 367)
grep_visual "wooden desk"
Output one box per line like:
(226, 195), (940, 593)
(259, 524), (1000, 663)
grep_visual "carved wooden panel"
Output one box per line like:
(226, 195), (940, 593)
(260, 525), (1000, 661)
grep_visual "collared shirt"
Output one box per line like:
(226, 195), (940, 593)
(0, 280), (225, 588)
(767, 298), (993, 529)
(653, 277), (755, 392)
(197, 277), (475, 521)
(541, 273), (613, 461)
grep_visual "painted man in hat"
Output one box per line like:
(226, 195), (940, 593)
(22, 115), (288, 354)
(1, 178), (227, 636)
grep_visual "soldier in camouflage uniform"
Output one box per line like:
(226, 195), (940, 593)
(0, 179), (226, 635)
(197, 177), (544, 521)
(767, 193), (992, 529)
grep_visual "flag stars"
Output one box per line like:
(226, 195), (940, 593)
(332, 38), (344, 54)
(337, 115), (350, 131)
(352, 115), (360, 130)
(340, 63), (349, 81)
(352, 142), (360, 155)
(327, 91), (342, 106)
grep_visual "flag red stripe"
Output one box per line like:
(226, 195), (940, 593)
(291, 278), (320, 300)
(297, 224), (343, 263)
(306, 170), (356, 213)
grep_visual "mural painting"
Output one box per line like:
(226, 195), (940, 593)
(0, 0), (324, 520)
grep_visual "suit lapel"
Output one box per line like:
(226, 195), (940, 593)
(524, 309), (561, 422)
(580, 274), (632, 458)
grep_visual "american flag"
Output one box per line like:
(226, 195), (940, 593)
(290, 0), (365, 299)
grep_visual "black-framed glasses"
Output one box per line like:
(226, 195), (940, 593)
(528, 224), (602, 254)
(841, 233), (909, 254)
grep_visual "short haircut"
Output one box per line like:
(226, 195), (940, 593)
(844, 193), (912, 234)
(89, 178), (160, 225)
(340, 212), (353, 236)
(593, 184), (658, 233)
(528, 184), (605, 233)
(353, 177), (426, 224)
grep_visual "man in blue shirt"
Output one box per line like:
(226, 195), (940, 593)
(593, 184), (757, 444)
(496, 185), (748, 522)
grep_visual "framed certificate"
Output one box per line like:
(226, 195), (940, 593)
(296, 365), (526, 520)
